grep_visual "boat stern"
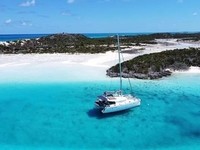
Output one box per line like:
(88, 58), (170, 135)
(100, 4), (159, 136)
(94, 95), (108, 109)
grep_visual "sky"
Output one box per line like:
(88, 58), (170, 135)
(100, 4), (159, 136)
(0, 0), (200, 34)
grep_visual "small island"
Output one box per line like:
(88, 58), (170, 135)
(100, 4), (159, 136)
(1, 32), (200, 54)
(107, 48), (200, 79)
(0, 32), (200, 79)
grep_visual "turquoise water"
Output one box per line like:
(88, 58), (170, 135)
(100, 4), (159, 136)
(0, 33), (149, 41)
(83, 32), (151, 38)
(0, 32), (197, 41)
(0, 34), (50, 42)
(0, 74), (200, 149)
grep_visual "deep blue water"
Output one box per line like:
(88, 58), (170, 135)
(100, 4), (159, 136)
(83, 32), (151, 38)
(1, 32), (198, 41)
(0, 74), (200, 150)
(0, 34), (50, 42)
(0, 33), (150, 41)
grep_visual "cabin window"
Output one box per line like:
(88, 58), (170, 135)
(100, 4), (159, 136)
(108, 101), (115, 105)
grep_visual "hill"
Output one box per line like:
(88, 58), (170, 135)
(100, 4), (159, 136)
(107, 48), (200, 79)
(1, 32), (200, 54)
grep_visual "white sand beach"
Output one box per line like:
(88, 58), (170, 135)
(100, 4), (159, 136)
(0, 39), (200, 83)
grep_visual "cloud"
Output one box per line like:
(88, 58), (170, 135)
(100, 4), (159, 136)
(38, 15), (49, 18)
(67, 0), (75, 4)
(20, 21), (32, 26)
(5, 19), (12, 24)
(20, 0), (36, 7)
(177, 0), (183, 3)
(3, 19), (33, 27)
(62, 12), (71, 16)
(62, 11), (82, 20)
(98, 0), (110, 3)
(76, 16), (82, 19)
(192, 12), (197, 16)
(18, 11), (35, 14)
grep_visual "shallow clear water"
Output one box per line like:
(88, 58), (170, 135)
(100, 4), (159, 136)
(0, 74), (200, 150)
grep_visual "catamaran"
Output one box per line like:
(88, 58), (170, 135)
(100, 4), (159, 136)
(95, 35), (141, 113)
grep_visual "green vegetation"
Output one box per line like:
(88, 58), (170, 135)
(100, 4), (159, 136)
(1, 32), (200, 54)
(1, 32), (200, 79)
(107, 48), (200, 79)
(0, 34), (117, 54)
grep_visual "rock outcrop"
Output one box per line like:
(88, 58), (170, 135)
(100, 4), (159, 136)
(107, 48), (200, 79)
(106, 70), (172, 79)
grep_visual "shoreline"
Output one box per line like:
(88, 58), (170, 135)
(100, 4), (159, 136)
(0, 38), (200, 83)
(173, 66), (200, 74)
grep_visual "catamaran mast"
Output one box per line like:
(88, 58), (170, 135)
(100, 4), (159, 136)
(117, 34), (122, 92)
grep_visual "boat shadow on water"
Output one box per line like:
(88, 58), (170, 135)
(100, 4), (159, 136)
(87, 108), (131, 119)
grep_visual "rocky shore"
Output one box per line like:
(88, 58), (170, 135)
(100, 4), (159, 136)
(106, 69), (172, 79)
(106, 48), (200, 79)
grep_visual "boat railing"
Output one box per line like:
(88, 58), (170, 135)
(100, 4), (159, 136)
(104, 90), (122, 97)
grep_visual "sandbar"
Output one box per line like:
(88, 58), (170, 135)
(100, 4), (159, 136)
(0, 39), (200, 83)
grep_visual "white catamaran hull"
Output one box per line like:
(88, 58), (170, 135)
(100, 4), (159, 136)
(101, 99), (140, 113)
